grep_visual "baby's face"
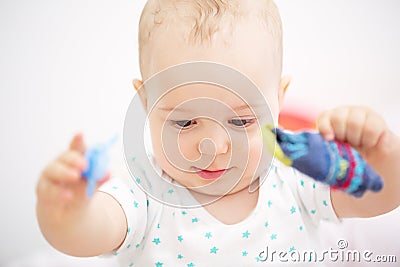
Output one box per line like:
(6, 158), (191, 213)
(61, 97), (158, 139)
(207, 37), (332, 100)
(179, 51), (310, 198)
(142, 20), (282, 195)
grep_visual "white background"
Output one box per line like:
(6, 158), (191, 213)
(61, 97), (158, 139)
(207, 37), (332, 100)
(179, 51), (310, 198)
(1, 0), (399, 265)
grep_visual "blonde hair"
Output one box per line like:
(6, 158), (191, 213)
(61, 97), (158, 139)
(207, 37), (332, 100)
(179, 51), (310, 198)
(138, 0), (283, 78)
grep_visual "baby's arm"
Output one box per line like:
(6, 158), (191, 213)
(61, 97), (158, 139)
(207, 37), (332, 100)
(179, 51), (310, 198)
(36, 134), (127, 256)
(318, 106), (400, 218)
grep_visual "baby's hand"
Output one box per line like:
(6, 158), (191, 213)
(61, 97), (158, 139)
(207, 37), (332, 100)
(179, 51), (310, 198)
(317, 106), (388, 162)
(318, 106), (400, 217)
(36, 133), (110, 220)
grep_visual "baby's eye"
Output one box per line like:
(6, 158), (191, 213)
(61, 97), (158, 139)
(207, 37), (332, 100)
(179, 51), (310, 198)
(174, 120), (197, 129)
(228, 118), (255, 127)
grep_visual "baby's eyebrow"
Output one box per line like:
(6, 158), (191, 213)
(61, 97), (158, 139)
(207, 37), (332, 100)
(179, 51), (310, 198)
(157, 106), (188, 112)
(157, 104), (264, 113)
(230, 104), (269, 114)
(232, 104), (255, 111)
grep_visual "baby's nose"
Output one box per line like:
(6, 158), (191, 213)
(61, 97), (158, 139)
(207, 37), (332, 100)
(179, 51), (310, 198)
(197, 123), (230, 155)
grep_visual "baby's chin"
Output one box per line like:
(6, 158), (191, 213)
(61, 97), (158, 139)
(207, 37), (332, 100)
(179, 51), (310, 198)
(188, 182), (254, 196)
(172, 172), (257, 197)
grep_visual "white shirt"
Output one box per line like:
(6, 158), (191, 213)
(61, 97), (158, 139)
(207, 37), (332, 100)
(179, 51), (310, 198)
(99, 162), (340, 266)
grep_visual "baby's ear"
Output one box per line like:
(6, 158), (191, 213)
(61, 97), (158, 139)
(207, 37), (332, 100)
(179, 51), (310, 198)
(278, 76), (291, 111)
(133, 79), (147, 110)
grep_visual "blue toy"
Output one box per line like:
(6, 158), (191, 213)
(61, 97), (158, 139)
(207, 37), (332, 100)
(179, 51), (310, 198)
(81, 135), (118, 197)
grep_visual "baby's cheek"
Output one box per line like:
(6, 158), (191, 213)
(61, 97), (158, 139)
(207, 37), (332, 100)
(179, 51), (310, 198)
(240, 131), (266, 181)
(178, 136), (200, 162)
(152, 146), (167, 168)
(248, 136), (263, 165)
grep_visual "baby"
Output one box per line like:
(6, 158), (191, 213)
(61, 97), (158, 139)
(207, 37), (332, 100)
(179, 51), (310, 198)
(36, 0), (400, 266)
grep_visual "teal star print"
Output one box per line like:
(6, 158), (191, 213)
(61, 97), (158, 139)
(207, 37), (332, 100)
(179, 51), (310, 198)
(300, 180), (304, 187)
(311, 209), (316, 215)
(134, 201), (139, 208)
(205, 232), (212, 239)
(129, 262), (134, 266)
(299, 226), (303, 231)
(242, 230), (250, 238)
(270, 234), (277, 240)
(155, 262), (163, 267)
(210, 246), (218, 254)
(242, 251), (248, 256)
(323, 200), (328, 206)
(264, 221), (269, 228)
(136, 177), (141, 184)
(187, 263), (195, 267)
(182, 211), (187, 215)
(177, 254), (183, 259)
(192, 217), (199, 223)
(267, 200), (272, 207)
(178, 235), (183, 242)
(289, 246), (296, 252)
(152, 238), (161, 245)
(290, 206), (296, 214)
(168, 189), (174, 194)
(255, 256), (261, 262)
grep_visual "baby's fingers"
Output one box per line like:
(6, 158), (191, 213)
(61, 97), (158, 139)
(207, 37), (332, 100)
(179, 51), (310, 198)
(42, 160), (81, 184)
(318, 106), (360, 142)
(317, 109), (337, 141)
(343, 108), (368, 147)
(359, 111), (386, 149)
(58, 150), (87, 172)
(69, 133), (86, 154)
(37, 174), (75, 202)
(318, 106), (387, 150)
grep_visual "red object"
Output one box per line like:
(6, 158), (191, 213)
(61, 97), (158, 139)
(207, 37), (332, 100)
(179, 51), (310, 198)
(279, 109), (316, 131)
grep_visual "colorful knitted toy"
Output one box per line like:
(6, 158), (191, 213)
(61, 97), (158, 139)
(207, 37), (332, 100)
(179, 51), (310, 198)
(262, 125), (383, 197)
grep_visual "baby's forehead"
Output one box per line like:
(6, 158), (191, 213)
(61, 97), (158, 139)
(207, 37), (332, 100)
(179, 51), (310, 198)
(148, 82), (268, 118)
(138, 0), (283, 81)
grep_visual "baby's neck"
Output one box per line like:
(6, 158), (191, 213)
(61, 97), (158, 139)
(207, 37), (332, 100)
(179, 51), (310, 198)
(191, 180), (260, 225)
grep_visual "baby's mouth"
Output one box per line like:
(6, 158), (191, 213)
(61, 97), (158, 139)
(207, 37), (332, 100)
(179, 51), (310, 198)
(193, 167), (232, 180)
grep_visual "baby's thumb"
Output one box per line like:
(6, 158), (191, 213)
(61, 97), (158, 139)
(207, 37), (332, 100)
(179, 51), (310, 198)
(69, 132), (86, 154)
